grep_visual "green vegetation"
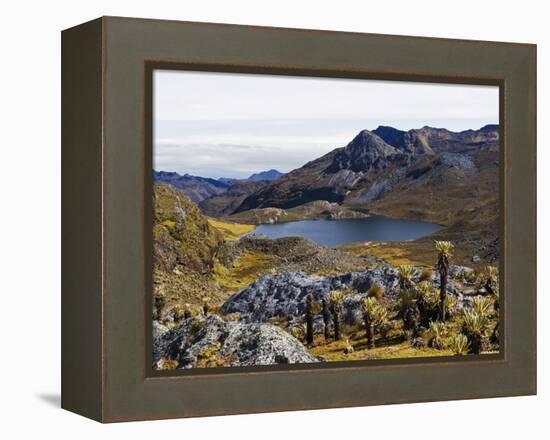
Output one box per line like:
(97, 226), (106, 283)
(212, 251), (279, 293)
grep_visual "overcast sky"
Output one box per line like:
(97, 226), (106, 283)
(154, 70), (499, 179)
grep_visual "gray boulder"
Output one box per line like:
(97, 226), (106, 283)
(152, 314), (318, 369)
(220, 322), (319, 366)
(152, 321), (170, 364)
(449, 265), (474, 278)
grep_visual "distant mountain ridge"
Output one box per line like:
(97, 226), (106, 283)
(154, 171), (231, 203)
(247, 169), (285, 181)
(154, 169), (285, 205)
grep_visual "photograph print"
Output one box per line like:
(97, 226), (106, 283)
(151, 70), (501, 371)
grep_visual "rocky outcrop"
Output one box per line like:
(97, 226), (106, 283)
(221, 267), (400, 323)
(374, 125), (499, 155)
(153, 315), (318, 368)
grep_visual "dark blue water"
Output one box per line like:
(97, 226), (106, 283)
(247, 216), (442, 247)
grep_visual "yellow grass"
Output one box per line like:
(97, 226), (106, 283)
(207, 218), (255, 240)
(213, 251), (278, 293)
(309, 334), (453, 361)
(338, 240), (479, 268)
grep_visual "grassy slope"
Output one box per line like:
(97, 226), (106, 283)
(338, 240), (481, 268)
(154, 184), (256, 307)
(207, 218), (255, 240)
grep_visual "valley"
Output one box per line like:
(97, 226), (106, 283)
(152, 124), (501, 369)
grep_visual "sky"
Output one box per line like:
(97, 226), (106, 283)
(153, 70), (499, 179)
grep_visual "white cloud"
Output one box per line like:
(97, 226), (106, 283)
(153, 70), (499, 178)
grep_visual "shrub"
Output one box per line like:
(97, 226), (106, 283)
(367, 283), (385, 300)
(445, 294), (458, 317)
(399, 289), (420, 339)
(362, 297), (388, 326)
(449, 334), (470, 355)
(398, 265), (416, 290)
(428, 321), (446, 349)
(289, 324), (306, 341)
(201, 296), (211, 316)
(419, 268), (434, 282)
(472, 296), (493, 317)
(462, 308), (490, 354)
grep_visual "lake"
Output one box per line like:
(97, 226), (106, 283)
(246, 216), (442, 247)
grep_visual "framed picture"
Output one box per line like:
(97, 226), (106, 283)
(62, 16), (536, 422)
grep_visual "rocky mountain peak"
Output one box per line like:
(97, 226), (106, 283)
(347, 129), (397, 153)
(324, 130), (401, 173)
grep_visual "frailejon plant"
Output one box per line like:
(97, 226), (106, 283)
(435, 241), (453, 322)
(485, 266), (500, 313)
(449, 334), (470, 355)
(305, 294), (315, 347)
(321, 298), (331, 341)
(398, 265), (415, 290)
(416, 280), (439, 326)
(445, 294), (457, 317)
(485, 266), (498, 296)
(428, 321), (446, 349)
(362, 297), (388, 349)
(329, 291), (344, 341)
(399, 289), (420, 340)
(462, 308), (490, 354)
(472, 296), (493, 317)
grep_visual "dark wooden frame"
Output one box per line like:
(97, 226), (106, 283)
(62, 16), (537, 423)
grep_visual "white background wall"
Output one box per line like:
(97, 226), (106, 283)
(0, 0), (545, 437)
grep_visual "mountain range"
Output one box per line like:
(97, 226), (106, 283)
(156, 124), (499, 244)
(154, 169), (285, 204)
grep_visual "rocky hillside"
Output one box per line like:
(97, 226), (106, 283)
(199, 180), (268, 216)
(153, 184), (228, 305)
(225, 200), (368, 225)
